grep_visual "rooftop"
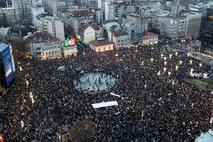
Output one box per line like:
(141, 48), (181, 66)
(90, 40), (113, 47)
(112, 29), (129, 37)
(144, 32), (158, 36)
(69, 9), (92, 17)
(26, 32), (60, 43)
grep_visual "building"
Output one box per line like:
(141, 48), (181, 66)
(142, 32), (159, 45)
(35, 14), (65, 41)
(30, 1), (45, 26)
(62, 45), (78, 58)
(8, 25), (34, 39)
(104, 0), (135, 22)
(13, 0), (32, 23)
(26, 32), (62, 60)
(89, 40), (113, 52)
(102, 20), (120, 40)
(186, 13), (202, 38)
(78, 25), (96, 44)
(111, 29), (130, 49)
(151, 14), (187, 39)
(122, 14), (149, 42)
(0, 43), (15, 87)
(0, 7), (16, 27)
(61, 9), (94, 34)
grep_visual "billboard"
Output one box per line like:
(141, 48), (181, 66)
(0, 45), (15, 87)
(64, 38), (75, 47)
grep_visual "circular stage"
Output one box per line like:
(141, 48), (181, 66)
(73, 70), (118, 94)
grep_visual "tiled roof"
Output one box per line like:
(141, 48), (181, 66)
(90, 40), (113, 47)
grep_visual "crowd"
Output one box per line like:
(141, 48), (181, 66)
(0, 44), (213, 142)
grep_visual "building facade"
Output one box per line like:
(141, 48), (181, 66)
(26, 33), (62, 60)
(89, 40), (113, 52)
(35, 14), (65, 41)
(13, 0), (32, 23)
(111, 29), (130, 49)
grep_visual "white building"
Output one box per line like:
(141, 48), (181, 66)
(31, 2), (45, 26)
(26, 32), (62, 60)
(111, 29), (130, 49)
(151, 15), (187, 39)
(78, 25), (96, 44)
(35, 14), (65, 41)
(62, 45), (78, 58)
(89, 40), (114, 52)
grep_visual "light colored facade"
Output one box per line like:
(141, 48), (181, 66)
(35, 14), (65, 41)
(111, 29), (130, 49)
(89, 40), (114, 52)
(31, 6), (44, 26)
(151, 16), (187, 39)
(26, 33), (62, 60)
(83, 26), (96, 44)
(62, 45), (78, 58)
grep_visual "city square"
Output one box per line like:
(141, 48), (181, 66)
(1, 45), (212, 142)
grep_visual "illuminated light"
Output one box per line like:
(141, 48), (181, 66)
(150, 58), (154, 62)
(163, 67), (167, 72)
(19, 66), (23, 71)
(189, 60), (193, 65)
(141, 61), (144, 66)
(29, 92), (35, 104)
(26, 80), (29, 86)
(163, 57), (167, 61)
(161, 54), (164, 58)
(164, 61), (167, 65)
(190, 68), (194, 75)
(175, 52), (178, 56)
(168, 71), (171, 76)
(199, 63), (203, 67)
(157, 71), (161, 76)
(175, 65), (179, 70)
(115, 53), (118, 57)
(21, 120), (24, 128)
(203, 73), (208, 79)
(179, 60), (183, 65)
(187, 53), (190, 57)
(169, 54), (172, 59)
